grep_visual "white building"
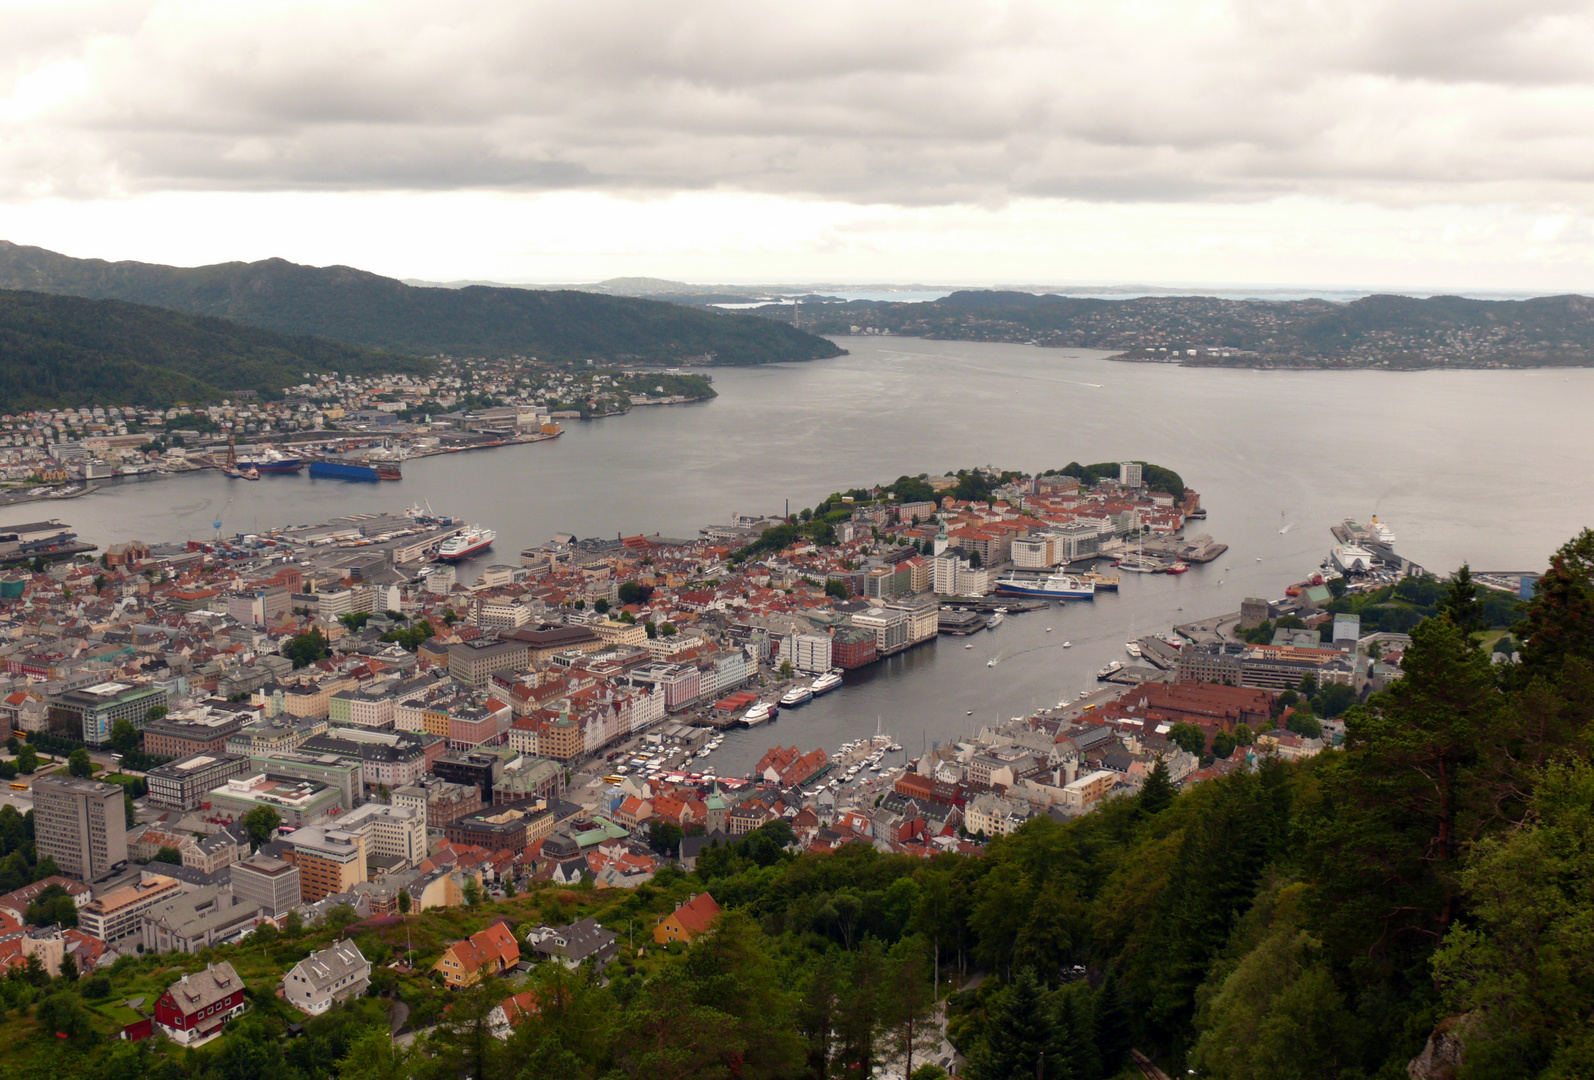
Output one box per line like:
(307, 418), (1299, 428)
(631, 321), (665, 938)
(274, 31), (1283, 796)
(787, 633), (833, 673)
(283, 940), (371, 1015)
(338, 801), (428, 870)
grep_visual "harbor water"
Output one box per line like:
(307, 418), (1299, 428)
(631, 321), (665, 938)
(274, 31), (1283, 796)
(10, 337), (1594, 773)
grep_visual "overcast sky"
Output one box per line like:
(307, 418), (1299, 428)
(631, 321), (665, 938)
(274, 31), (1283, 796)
(5, 0), (1594, 289)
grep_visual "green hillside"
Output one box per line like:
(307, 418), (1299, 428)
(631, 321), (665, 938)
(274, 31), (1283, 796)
(0, 288), (432, 411)
(0, 242), (846, 365)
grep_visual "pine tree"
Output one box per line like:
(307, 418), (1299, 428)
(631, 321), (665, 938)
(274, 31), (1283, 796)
(1439, 563), (1487, 641)
(1139, 757), (1175, 817)
(967, 968), (1060, 1080)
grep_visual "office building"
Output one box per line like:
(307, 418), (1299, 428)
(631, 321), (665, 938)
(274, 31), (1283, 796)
(230, 854), (301, 919)
(48, 681), (169, 748)
(32, 774), (129, 881)
(338, 802), (428, 870)
(207, 774), (342, 828)
(447, 638), (529, 690)
(282, 827), (367, 902)
(78, 872), (183, 943)
(146, 753), (251, 811)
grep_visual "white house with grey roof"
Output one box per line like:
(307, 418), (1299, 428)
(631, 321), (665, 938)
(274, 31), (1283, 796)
(282, 939), (371, 1015)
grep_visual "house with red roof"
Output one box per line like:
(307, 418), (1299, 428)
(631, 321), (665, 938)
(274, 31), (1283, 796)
(432, 919), (520, 989)
(653, 892), (722, 945)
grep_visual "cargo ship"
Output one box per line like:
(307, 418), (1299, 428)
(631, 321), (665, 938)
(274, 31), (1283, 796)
(994, 572), (1096, 600)
(308, 460), (381, 482)
(436, 525), (496, 561)
(237, 449), (303, 474)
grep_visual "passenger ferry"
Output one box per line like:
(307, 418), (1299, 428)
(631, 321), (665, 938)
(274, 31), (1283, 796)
(779, 686), (814, 707)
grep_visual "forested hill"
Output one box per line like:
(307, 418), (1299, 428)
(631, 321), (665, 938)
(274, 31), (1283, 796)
(749, 288), (1594, 368)
(0, 289), (432, 410)
(0, 241), (845, 365)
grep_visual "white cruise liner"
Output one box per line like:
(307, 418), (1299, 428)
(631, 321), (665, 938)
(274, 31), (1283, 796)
(741, 702), (774, 726)
(437, 525), (496, 561)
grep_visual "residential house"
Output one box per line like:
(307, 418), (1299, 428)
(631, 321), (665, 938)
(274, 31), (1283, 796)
(283, 939), (371, 1015)
(153, 961), (248, 1045)
(653, 892), (721, 945)
(432, 920), (520, 989)
(524, 917), (618, 970)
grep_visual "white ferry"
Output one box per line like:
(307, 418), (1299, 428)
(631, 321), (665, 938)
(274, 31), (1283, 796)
(780, 686), (814, 707)
(741, 702), (774, 726)
(809, 671), (843, 695)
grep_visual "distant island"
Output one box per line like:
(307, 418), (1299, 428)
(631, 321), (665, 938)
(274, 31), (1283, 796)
(745, 289), (1594, 369)
(0, 241), (845, 367)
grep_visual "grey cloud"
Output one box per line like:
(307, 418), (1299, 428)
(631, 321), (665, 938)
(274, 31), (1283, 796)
(6, 0), (1594, 207)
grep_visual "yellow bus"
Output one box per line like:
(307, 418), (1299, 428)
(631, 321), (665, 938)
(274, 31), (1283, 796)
(8, 782), (26, 791)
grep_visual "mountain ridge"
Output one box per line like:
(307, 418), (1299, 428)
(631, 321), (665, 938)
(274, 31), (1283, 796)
(0, 241), (845, 365)
(0, 287), (432, 411)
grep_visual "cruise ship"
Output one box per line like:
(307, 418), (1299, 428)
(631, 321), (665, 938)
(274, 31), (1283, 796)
(809, 671), (843, 695)
(1370, 516), (1396, 546)
(994, 573), (1096, 600)
(436, 525), (496, 561)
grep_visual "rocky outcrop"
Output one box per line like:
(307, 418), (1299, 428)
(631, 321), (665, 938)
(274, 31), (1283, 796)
(1408, 1013), (1473, 1080)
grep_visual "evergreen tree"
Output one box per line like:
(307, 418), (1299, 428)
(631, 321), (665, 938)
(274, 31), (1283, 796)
(966, 968), (1061, 1080)
(1139, 758), (1175, 817)
(1440, 563), (1487, 641)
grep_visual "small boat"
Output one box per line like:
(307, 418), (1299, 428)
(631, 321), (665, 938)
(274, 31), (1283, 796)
(1045, 627), (1053, 632)
(967, 710), (974, 716)
(987, 613), (1004, 628)
(1062, 640), (1072, 648)
(243, 467), (261, 481)
(965, 643), (973, 649)
(1097, 660), (1124, 679)
(1167, 561), (1188, 574)
(986, 659), (997, 668)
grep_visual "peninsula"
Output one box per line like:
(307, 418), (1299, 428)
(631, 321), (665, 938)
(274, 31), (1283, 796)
(748, 289), (1594, 369)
